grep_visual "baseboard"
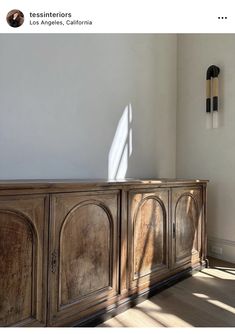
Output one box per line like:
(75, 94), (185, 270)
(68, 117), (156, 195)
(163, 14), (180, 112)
(208, 237), (235, 264)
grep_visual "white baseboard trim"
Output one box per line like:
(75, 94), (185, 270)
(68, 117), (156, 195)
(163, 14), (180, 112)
(208, 236), (235, 264)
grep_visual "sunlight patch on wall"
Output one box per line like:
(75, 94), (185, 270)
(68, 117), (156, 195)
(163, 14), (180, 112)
(108, 104), (132, 180)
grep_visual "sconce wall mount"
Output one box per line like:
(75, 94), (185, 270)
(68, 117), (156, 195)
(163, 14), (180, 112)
(206, 65), (220, 129)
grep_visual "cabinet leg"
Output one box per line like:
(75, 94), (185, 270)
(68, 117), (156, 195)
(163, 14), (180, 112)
(201, 258), (209, 268)
(205, 258), (209, 268)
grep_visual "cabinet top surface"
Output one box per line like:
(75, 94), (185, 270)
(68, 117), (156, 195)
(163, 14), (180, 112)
(0, 178), (208, 190)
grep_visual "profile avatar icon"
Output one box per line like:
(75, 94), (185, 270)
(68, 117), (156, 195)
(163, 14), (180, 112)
(7, 10), (24, 28)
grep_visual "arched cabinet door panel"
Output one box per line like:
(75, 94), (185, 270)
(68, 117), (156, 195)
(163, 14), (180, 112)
(172, 187), (202, 268)
(128, 188), (170, 293)
(48, 191), (120, 327)
(0, 195), (48, 327)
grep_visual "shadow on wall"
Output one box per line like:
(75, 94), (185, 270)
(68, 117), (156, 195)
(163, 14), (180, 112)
(108, 104), (133, 180)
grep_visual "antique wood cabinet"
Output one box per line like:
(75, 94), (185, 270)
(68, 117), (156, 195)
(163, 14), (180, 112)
(0, 179), (208, 327)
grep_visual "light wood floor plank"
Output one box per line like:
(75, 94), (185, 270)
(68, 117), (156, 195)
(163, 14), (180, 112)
(99, 258), (235, 327)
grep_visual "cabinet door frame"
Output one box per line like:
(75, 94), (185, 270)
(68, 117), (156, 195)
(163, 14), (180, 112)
(171, 186), (202, 269)
(47, 190), (120, 326)
(127, 187), (170, 293)
(0, 194), (49, 327)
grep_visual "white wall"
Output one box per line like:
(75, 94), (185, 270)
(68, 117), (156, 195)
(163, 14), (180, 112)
(1, 33), (234, 261)
(0, 34), (177, 179)
(177, 34), (235, 262)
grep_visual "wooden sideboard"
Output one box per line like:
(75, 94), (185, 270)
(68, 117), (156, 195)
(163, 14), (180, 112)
(0, 179), (208, 327)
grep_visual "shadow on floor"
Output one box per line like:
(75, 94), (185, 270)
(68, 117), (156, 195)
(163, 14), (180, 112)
(99, 257), (235, 327)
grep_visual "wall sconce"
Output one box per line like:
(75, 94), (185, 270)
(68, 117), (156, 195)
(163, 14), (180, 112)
(206, 65), (220, 129)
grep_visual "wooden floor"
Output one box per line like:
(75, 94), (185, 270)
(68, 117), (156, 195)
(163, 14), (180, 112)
(99, 258), (235, 327)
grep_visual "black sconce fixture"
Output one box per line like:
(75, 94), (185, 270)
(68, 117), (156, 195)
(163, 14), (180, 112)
(206, 65), (220, 128)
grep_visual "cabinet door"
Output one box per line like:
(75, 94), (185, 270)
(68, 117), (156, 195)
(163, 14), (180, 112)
(172, 187), (202, 269)
(0, 195), (48, 327)
(128, 188), (169, 292)
(48, 191), (120, 326)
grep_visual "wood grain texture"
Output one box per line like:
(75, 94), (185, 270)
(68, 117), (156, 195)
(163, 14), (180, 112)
(0, 212), (33, 326)
(120, 189), (128, 294)
(176, 195), (197, 257)
(60, 203), (111, 305)
(0, 179), (208, 196)
(0, 195), (48, 327)
(48, 191), (120, 326)
(128, 189), (170, 292)
(133, 197), (166, 276)
(172, 188), (202, 268)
